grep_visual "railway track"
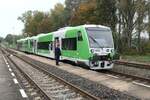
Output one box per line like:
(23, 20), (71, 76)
(2, 49), (99, 100)
(6, 48), (150, 84)
(4, 48), (150, 99)
(114, 60), (150, 70)
(103, 70), (150, 83)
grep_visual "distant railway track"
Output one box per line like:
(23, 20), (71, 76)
(2, 48), (99, 100)
(104, 70), (150, 83)
(114, 60), (150, 70)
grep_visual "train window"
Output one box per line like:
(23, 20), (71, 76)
(77, 31), (83, 41)
(62, 38), (77, 50)
(37, 42), (50, 50)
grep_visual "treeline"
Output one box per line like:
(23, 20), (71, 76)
(0, 36), (3, 43)
(17, 0), (150, 54)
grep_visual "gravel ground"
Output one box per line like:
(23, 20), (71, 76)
(7, 56), (44, 100)
(12, 56), (86, 100)
(20, 55), (139, 100)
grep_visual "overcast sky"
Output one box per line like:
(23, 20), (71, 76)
(0, 0), (65, 38)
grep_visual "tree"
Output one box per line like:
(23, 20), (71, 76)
(0, 36), (3, 43)
(116, 0), (137, 49)
(69, 0), (97, 25)
(4, 34), (23, 45)
(96, 0), (117, 31)
(37, 13), (53, 33)
(135, 0), (147, 53)
(116, 0), (149, 53)
(4, 34), (13, 44)
(50, 3), (66, 30)
(18, 11), (33, 36)
(146, 1), (150, 41)
(69, 0), (117, 28)
(18, 11), (52, 36)
(65, 0), (89, 25)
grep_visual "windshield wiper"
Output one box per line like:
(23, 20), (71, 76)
(88, 35), (103, 48)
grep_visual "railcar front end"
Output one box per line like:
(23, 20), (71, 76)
(85, 26), (115, 70)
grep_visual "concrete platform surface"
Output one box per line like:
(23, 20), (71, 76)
(0, 50), (27, 100)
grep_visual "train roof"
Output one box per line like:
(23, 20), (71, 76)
(17, 24), (111, 42)
(56, 24), (111, 32)
(17, 37), (30, 42)
(57, 24), (110, 30)
(36, 32), (52, 38)
(82, 24), (110, 30)
(29, 36), (37, 39)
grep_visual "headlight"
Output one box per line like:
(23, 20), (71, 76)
(90, 49), (94, 53)
(111, 49), (114, 53)
(106, 49), (109, 52)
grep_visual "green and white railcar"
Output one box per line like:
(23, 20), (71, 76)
(17, 38), (29, 52)
(18, 24), (115, 70)
(36, 33), (54, 57)
(17, 37), (35, 53)
(17, 39), (24, 51)
(29, 36), (39, 54)
(37, 25), (114, 69)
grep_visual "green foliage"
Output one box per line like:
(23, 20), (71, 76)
(4, 34), (23, 45)
(142, 40), (150, 53)
(18, 11), (52, 36)
(64, 0), (89, 25)
(96, 0), (117, 31)
(69, 0), (97, 25)
(69, 0), (117, 29)
(50, 3), (66, 30)
(0, 36), (3, 43)
(17, 0), (150, 55)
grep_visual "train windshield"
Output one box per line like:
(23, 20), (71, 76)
(86, 27), (114, 48)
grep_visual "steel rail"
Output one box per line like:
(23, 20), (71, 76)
(107, 70), (150, 83)
(115, 60), (150, 70)
(5, 48), (100, 100)
(2, 49), (51, 100)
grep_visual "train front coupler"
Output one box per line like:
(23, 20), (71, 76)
(89, 53), (114, 69)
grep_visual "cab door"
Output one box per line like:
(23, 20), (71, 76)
(77, 30), (89, 60)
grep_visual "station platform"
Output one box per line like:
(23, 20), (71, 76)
(0, 50), (28, 100)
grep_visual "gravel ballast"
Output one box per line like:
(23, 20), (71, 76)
(20, 55), (139, 100)
(112, 64), (150, 79)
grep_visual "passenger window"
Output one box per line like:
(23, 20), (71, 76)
(62, 38), (77, 50)
(77, 31), (83, 41)
(37, 42), (50, 50)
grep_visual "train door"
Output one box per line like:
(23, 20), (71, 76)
(77, 30), (84, 60)
(33, 40), (38, 54)
(49, 41), (54, 58)
(32, 40), (35, 53)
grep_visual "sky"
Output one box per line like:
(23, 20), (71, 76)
(0, 0), (65, 38)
